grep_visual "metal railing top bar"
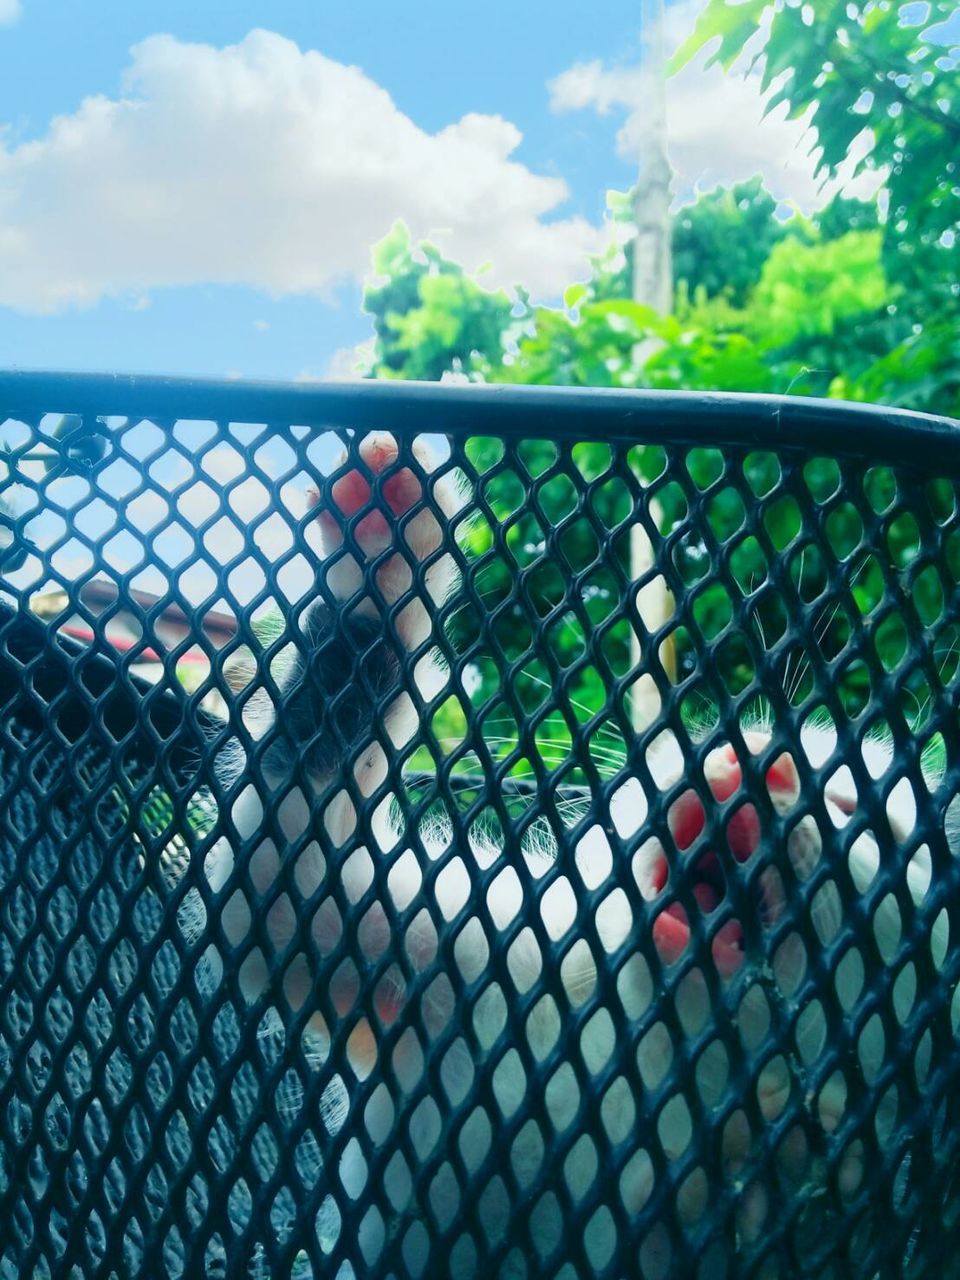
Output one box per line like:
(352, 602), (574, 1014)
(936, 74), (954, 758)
(0, 368), (958, 468)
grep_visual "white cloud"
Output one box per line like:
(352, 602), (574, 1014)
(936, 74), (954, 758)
(321, 337), (376, 381)
(550, 61), (645, 119)
(548, 3), (883, 213)
(0, 29), (608, 314)
(0, 0), (21, 26)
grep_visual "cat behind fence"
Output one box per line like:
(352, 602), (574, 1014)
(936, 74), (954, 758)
(197, 430), (951, 1275)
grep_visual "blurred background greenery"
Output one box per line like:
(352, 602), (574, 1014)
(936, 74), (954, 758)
(358, 0), (958, 797)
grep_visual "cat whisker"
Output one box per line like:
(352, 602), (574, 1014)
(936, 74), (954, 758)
(516, 669), (619, 724)
(752, 603), (768, 652)
(785, 555), (870, 705)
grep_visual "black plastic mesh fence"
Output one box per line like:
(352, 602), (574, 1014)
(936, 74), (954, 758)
(0, 372), (959, 1280)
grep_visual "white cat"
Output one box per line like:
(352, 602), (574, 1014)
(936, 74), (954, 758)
(199, 430), (948, 1273)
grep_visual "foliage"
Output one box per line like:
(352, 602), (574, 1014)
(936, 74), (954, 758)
(815, 193), (880, 240)
(358, 4), (959, 756)
(672, 176), (789, 306)
(600, 178), (790, 307)
(751, 229), (887, 348)
(670, 0), (960, 415)
(364, 222), (514, 381)
(360, 200), (949, 741)
(744, 226), (900, 394)
(362, 194), (910, 400)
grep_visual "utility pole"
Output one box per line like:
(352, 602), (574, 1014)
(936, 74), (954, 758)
(633, 0), (673, 314)
(631, 0), (676, 723)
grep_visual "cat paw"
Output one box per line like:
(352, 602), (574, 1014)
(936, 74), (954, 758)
(646, 740), (800, 977)
(309, 432), (462, 621)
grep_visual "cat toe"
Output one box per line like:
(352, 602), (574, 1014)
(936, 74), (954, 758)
(309, 433), (458, 627)
(317, 433), (433, 558)
(649, 743), (798, 977)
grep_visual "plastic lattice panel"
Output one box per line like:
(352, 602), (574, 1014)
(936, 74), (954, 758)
(0, 374), (958, 1280)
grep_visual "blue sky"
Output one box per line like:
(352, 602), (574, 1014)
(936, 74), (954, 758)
(0, 0), (884, 382)
(0, 1), (649, 380)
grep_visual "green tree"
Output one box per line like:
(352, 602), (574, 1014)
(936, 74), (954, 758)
(670, 0), (959, 416)
(746, 227), (893, 394)
(672, 176), (788, 306)
(364, 222), (514, 381)
(815, 193), (880, 240)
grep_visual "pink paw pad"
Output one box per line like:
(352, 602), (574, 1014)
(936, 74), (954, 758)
(312, 433), (426, 553)
(651, 744), (800, 977)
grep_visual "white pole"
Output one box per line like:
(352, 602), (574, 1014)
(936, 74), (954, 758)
(631, 0), (676, 723)
(633, 0), (674, 314)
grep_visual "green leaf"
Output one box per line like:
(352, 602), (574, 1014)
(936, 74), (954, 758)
(563, 283), (588, 310)
(667, 0), (769, 75)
